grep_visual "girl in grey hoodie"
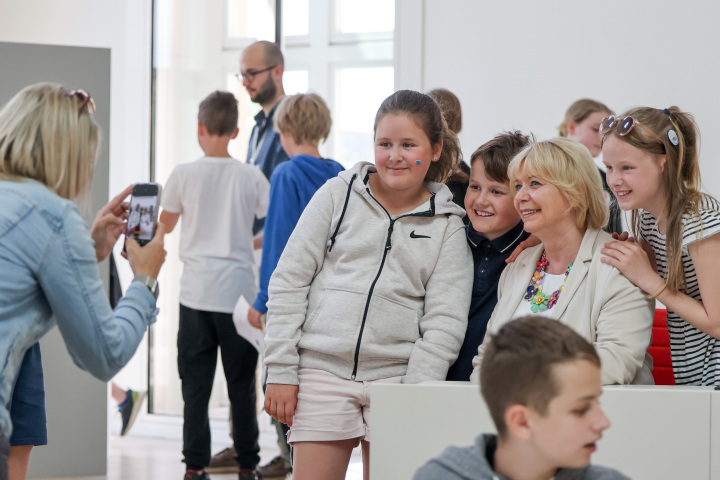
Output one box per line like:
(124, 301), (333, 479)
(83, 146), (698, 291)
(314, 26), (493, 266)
(263, 90), (473, 480)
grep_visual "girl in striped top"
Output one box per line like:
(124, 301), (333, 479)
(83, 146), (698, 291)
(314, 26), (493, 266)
(600, 107), (720, 385)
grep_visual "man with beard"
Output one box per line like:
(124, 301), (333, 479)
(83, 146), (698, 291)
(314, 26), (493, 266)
(207, 40), (292, 479)
(240, 40), (289, 181)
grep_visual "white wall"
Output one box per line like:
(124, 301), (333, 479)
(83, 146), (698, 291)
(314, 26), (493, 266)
(0, 1), (153, 476)
(397, 0), (720, 199)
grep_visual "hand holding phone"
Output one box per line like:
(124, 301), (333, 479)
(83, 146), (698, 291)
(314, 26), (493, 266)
(125, 183), (162, 248)
(90, 184), (134, 262)
(125, 222), (167, 280)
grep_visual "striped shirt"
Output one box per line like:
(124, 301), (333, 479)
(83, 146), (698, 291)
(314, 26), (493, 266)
(640, 195), (720, 385)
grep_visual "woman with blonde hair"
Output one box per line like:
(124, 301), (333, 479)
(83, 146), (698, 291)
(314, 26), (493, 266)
(0, 83), (166, 478)
(472, 138), (654, 385)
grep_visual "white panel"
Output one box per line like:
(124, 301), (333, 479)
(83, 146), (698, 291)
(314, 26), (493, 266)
(595, 386), (711, 480)
(712, 391), (720, 480)
(372, 383), (715, 480)
(371, 382), (495, 479)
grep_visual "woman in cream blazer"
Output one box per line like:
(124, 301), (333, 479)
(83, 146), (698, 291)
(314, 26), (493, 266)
(471, 138), (654, 385)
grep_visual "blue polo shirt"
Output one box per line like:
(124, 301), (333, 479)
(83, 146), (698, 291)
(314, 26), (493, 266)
(446, 221), (528, 381)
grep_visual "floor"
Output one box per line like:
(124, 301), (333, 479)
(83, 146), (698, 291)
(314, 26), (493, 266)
(34, 413), (364, 480)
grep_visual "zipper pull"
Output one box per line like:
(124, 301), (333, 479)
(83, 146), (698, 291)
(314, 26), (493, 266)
(385, 221), (394, 250)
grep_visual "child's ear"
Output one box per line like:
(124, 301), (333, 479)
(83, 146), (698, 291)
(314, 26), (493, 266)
(505, 404), (533, 441)
(657, 154), (667, 173)
(231, 127), (239, 140)
(432, 141), (443, 162)
(566, 120), (577, 136)
(198, 122), (207, 136)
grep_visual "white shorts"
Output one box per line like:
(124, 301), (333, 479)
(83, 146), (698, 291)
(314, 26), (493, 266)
(287, 367), (402, 444)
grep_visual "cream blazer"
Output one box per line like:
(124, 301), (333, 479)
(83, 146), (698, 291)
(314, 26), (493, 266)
(471, 229), (655, 385)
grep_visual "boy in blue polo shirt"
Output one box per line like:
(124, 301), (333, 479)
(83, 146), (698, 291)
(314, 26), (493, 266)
(446, 132), (530, 381)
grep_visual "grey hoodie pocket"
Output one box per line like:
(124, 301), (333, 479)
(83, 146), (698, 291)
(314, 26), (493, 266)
(360, 295), (420, 361)
(299, 288), (365, 357)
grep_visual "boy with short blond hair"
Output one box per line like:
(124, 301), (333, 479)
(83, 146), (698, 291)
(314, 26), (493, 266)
(415, 316), (629, 480)
(446, 132), (530, 381)
(244, 92), (342, 477)
(160, 90), (270, 480)
(247, 92), (343, 327)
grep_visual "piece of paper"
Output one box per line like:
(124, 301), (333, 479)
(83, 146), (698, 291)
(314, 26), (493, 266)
(232, 295), (265, 354)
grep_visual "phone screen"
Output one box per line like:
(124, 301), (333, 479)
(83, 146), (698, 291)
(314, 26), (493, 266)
(126, 183), (161, 245)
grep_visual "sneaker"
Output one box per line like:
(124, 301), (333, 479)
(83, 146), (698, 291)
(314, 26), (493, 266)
(184, 469), (209, 480)
(238, 468), (261, 480)
(205, 446), (237, 473)
(257, 456), (291, 478)
(119, 389), (147, 436)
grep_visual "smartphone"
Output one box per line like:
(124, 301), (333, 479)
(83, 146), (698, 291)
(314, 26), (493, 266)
(125, 183), (162, 247)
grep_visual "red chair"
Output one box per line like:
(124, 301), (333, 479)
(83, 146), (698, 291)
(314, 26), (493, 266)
(648, 309), (675, 385)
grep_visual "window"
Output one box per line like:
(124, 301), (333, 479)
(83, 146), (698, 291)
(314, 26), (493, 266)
(335, 0), (395, 33)
(149, 0), (395, 418)
(334, 66), (394, 168)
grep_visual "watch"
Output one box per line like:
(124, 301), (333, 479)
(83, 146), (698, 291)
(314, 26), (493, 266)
(133, 274), (159, 300)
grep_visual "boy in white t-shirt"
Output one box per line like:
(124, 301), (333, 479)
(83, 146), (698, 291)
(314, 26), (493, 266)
(159, 91), (270, 480)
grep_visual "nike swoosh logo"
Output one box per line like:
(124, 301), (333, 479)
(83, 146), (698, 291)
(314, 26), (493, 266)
(410, 230), (431, 239)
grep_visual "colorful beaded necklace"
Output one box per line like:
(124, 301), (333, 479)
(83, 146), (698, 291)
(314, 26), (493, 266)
(524, 251), (573, 313)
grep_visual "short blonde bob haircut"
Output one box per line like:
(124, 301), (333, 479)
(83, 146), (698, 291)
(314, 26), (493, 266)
(508, 138), (608, 230)
(0, 83), (100, 200)
(274, 93), (331, 146)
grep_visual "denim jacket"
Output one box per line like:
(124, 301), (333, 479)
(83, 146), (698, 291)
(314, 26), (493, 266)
(0, 179), (158, 437)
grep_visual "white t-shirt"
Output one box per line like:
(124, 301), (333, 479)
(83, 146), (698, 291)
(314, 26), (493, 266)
(162, 156), (270, 313)
(512, 272), (569, 319)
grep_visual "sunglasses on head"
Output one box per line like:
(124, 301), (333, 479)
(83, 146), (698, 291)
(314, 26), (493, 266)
(69, 89), (96, 115)
(600, 114), (680, 148)
(599, 115), (640, 136)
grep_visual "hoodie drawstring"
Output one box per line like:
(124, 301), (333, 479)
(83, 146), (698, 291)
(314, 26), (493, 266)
(328, 173), (357, 252)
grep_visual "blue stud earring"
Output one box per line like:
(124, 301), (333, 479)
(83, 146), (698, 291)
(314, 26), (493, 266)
(416, 160), (422, 165)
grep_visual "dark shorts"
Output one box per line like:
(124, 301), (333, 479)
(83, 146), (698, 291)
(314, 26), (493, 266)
(8, 343), (47, 446)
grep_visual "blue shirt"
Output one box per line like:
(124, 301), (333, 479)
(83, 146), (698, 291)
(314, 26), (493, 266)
(446, 221), (528, 381)
(0, 179), (158, 436)
(247, 104), (290, 181)
(252, 154), (344, 313)
(248, 104), (290, 235)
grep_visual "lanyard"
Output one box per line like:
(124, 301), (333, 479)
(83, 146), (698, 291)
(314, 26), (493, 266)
(248, 125), (270, 166)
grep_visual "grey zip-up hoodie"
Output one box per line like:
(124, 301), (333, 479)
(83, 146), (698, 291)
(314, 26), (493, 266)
(413, 434), (630, 480)
(265, 162), (473, 385)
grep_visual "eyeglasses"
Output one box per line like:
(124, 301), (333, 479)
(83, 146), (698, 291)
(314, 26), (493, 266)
(235, 65), (277, 82)
(69, 89), (96, 115)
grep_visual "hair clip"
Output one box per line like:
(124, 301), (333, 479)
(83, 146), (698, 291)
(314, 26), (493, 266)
(668, 129), (679, 146)
(663, 108), (671, 116)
